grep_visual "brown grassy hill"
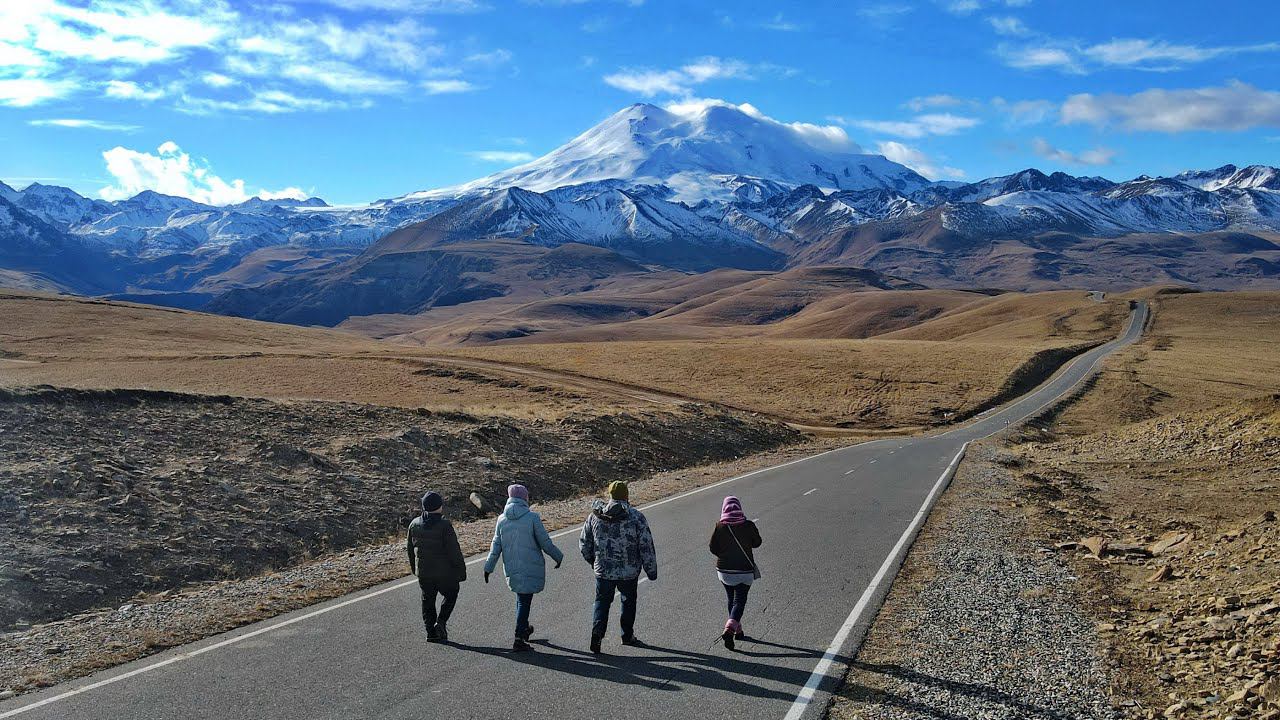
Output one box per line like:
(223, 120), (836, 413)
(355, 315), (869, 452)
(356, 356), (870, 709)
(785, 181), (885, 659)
(881, 289), (1126, 345)
(0, 290), (641, 419)
(351, 266), (992, 346)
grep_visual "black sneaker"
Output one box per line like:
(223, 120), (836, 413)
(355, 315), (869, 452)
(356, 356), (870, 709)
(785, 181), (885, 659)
(518, 625), (534, 641)
(620, 636), (646, 648)
(590, 635), (603, 654)
(434, 623), (448, 643)
(425, 626), (438, 642)
(512, 638), (533, 652)
(721, 629), (735, 651)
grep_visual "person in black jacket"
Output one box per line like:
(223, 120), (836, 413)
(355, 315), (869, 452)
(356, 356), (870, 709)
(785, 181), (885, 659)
(708, 495), (761, 650)
(407, 491), (467, 642)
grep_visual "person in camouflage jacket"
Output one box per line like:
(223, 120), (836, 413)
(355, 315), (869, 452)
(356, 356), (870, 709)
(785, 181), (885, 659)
(578, 481), (657, 652)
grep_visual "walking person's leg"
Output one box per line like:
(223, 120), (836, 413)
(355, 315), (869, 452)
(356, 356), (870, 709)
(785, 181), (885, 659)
(435, 584), (458, 642)
(731, 584), (751, 638)
(618, 577), (638, 642)
(515, 593), (534, 643)
(420, 579), (439, 640)
(720, 582), (737, 650)
(591, 578), (615, 652)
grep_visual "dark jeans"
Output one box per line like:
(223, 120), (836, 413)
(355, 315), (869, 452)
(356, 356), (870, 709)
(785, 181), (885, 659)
(419, 578), (458, 629)
(592, 576), (639, 640)
(723, 582), (751, 622)
(515, 593), (534, 638)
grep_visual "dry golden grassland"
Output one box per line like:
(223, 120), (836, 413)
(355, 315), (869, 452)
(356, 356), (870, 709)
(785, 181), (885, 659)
(441, 337), (1053, 428)
(0, 290), (636, 420)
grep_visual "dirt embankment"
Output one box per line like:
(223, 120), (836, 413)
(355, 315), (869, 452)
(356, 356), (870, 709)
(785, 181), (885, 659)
(0, 386), (799, 630)
(1014, 397), (1280, 719)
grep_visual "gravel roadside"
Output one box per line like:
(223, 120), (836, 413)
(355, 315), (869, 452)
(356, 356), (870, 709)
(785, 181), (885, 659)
(827, 443), (1120, 720)
(1, 436), (851, 698)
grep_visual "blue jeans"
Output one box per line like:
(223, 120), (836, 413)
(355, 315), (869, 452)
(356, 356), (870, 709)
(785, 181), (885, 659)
(724, 582), (750, 622)
(592, 576), (638, 640)
(515, 593), (533, 639)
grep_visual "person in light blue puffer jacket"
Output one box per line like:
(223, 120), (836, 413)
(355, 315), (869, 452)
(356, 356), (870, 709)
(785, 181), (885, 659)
(483, 484), (564, 651)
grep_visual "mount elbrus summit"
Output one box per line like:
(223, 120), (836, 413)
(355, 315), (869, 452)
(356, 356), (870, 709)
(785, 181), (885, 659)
(2, 102), (1277, 327)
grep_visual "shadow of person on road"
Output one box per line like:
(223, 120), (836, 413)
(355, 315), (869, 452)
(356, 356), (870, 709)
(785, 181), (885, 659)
(447, 637), (850, 703)
(727, 637), (826, 660)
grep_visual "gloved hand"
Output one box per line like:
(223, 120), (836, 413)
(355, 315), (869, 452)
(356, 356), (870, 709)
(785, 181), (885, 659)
(554, 559), (562, 569)
(484, 572), (490, 583)
(647, 572), (657, 582)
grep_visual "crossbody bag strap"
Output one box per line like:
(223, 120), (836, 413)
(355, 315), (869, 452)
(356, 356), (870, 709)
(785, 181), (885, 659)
(725, 524), (758, 573)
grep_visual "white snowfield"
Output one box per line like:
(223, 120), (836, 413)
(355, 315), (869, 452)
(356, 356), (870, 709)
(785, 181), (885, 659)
(3, 102), (1280, 264)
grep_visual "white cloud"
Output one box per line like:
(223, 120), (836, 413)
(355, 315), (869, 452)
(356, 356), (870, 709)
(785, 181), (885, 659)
(301, 0), (488, 10)
(422, 79), (476, 94)
(856, 4), (913, 28)
(0, 2), (497, 115)
(201, 72), (237, 88)
(98, 141), (302, 205)
(987, 15), (1029, 36)
(179, 89), (360, 115)
(465, 48), (512, 66)
(665, 98), (858, 152)
(998, 37), (1280, 74)
(876, 141), (965, 179)
(0, 76), (73, 106)
(284, 62), (406, 94)
(1061, 81), (1280, 132)
(992, 97), (1055, 125)
(1083, 39), (1280, 70)
(603, 56), (756, 98)
(944, 0), (1031, 12)
(905, 94), (971, 111)
(760, 13), (805, 31)
(256, 187), (309, 200)
(836, 113), (981, 138)
(998, 44), (1081, 73)
(104, 80), (165, 101)
(28, 118), (140, 131)
(1031, 137), (1115, 166)
(468, 150), (535, 163)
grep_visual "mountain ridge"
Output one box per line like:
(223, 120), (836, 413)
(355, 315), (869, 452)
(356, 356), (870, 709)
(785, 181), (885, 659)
(1, 101), (1278, 321)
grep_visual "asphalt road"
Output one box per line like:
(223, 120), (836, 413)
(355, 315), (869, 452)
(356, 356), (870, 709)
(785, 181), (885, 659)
(2, 302), (1148, 720)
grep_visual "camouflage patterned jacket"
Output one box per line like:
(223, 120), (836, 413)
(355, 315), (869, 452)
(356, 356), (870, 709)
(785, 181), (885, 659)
(579, 500), (658, 581)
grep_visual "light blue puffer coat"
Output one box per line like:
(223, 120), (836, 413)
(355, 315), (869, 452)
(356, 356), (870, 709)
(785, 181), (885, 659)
(483, 498), (564, 594)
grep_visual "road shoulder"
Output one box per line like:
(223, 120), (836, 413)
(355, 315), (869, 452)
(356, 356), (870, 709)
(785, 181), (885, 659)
(827, 443), (1119, 720)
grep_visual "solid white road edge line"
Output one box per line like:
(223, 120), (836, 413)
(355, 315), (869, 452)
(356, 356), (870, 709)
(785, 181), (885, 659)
(780, 442), (969, 720)
(1, 442), (855, 718)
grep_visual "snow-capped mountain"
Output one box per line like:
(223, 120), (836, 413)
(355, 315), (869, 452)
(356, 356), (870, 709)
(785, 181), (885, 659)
(2, 100), (1278, 311)
(398, 102), (932, 204)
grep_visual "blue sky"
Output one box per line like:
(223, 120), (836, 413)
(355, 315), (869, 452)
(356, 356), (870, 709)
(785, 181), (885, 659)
(2, 0), (1279, 205)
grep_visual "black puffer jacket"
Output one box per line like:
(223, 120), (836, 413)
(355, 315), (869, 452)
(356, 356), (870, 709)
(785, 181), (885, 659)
(407, 514), (467, 585)
(709, 521), (761, 573)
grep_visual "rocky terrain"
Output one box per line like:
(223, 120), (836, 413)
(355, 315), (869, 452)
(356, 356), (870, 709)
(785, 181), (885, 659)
(1018, 397), (1280, 719)
(0, 386), (798, 630)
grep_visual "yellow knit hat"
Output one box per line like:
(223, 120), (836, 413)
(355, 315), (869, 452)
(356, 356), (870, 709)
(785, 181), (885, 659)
(607, 480), (629, 501)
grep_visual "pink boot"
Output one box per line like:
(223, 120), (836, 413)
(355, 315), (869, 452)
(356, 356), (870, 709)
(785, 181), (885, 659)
(721, 619), (739, 650)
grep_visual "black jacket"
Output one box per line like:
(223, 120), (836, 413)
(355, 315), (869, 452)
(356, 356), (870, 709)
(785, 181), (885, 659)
(407, 514), (467, 585)
(709, 521), (761, 573)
